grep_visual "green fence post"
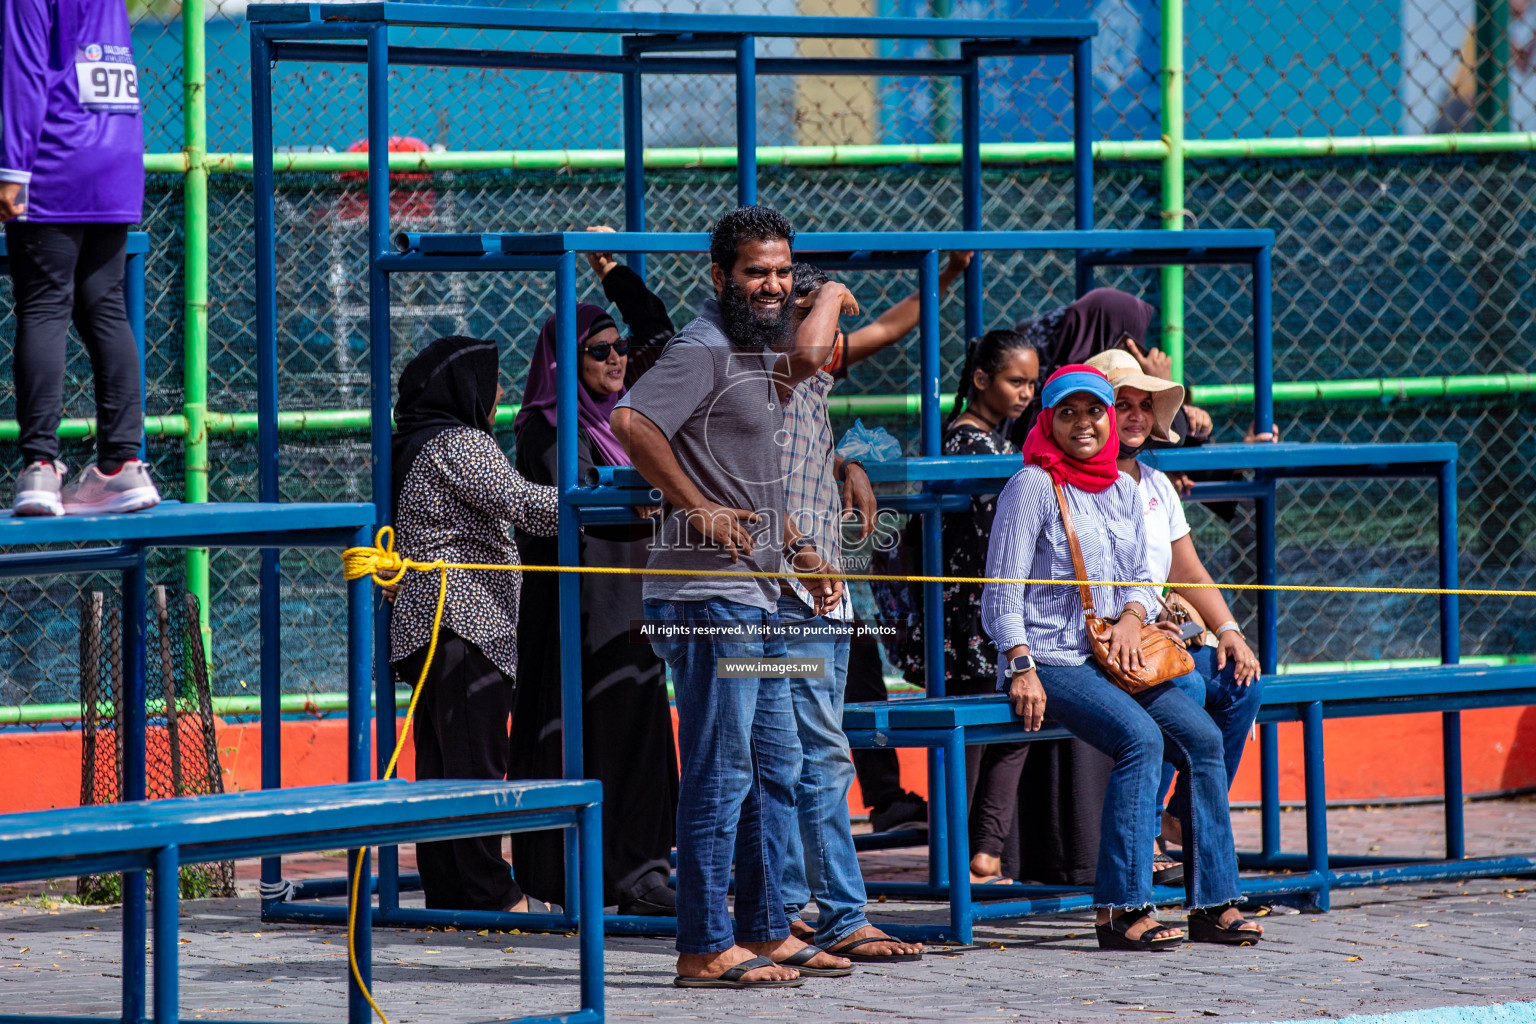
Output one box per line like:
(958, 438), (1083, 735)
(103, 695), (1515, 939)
(932, 0), (956, 144)
(182, 0), (212, 658)
(1160, 0), (1186, 384)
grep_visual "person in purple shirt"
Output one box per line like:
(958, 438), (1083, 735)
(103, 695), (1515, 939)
(1, 0), (159, 516)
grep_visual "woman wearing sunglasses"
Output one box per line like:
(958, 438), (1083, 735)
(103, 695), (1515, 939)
(509, 255), (681, 919)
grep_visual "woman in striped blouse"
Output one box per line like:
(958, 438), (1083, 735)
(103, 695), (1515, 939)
(980, 365), (1261, 950)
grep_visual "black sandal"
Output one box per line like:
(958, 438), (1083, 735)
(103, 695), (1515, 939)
(825, 935), (924, 963)
(1095, 909), (1184, 951)
(778, 943), (855, 977)
(1187, 907), (1263, 946)
(1152, 851), (1184, 886)
(673, 955), (805, 989)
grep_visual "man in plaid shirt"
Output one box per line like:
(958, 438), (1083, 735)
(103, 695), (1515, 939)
(774, 262), (928, 963)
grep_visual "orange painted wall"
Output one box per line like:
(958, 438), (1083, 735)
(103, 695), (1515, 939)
(2, 706), (1533, 815)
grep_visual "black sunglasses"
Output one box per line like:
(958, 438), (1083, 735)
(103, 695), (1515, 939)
(583, 340), (630, 361)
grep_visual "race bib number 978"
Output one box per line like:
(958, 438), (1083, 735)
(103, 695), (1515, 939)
(75, 45), (140, 113)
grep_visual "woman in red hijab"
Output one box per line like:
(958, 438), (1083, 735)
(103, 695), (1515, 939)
(981, 366), (1261, 951)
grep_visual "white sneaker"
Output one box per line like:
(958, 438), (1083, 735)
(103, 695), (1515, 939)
(61, 460), (162, 515)
(12, 460), (67, 517)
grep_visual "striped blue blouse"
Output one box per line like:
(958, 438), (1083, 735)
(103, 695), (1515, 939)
(980, 465), (1161, 675)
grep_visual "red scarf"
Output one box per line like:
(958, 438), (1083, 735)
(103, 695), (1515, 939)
(1020, 365), (1121, 494)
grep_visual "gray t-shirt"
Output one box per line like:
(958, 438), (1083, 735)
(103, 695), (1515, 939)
(616, 299), (786, 611)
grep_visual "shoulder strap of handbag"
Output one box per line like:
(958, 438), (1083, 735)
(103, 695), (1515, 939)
(1051, 481), (1097, 616)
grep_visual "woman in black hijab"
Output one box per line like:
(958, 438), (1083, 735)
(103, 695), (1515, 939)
(389, 335), (562, 913)
(1010, 288), (1211, 449)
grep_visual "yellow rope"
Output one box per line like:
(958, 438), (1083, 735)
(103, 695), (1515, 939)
(345, 531), (448, 1024)
(342, 527), (1536, 599)
(335, 520), (1536, 1022)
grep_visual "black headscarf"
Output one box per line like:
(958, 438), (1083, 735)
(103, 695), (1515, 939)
(1009, 287), (1158, 448)
(1045, 287), (1155, 372)
(391, 335), (500, 514)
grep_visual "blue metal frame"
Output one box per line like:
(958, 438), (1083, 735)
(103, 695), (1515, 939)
(375, 230), (1274, 936)
(0, 231), (396, 1019)
(247, 2), (1147, 942)
(0, 780), (605, 1024)
(241, 0), (1499, 956)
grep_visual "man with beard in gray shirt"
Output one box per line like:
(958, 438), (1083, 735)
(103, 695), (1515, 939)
(612, 206), (855, 988)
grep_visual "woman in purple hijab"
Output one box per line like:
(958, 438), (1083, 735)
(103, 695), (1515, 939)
(510, 262), (681, 917)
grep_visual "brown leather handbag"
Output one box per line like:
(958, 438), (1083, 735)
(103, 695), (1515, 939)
(1159, 591), (1213, 649)
(1053, 483), (1194, 696)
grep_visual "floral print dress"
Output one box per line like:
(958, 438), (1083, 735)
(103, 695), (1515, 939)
(941, 422), (1017, 689)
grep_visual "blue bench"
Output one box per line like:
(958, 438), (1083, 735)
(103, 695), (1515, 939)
(0, 779), (605, 1024)
(843, 664), (1536, 945)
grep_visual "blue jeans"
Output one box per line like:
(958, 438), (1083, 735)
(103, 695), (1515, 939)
(1159, 644), (1265, 824)
(645, 598), (801, 956)
(775, 593), (868, 946)
(1035, 661), (1243, 910)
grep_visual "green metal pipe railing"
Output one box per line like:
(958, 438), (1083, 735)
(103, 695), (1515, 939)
(136, 132), (1536, 177)
(1159, 0), (1187, 384)
(0, 689), (415, 726)
(182, 0), (212, 655)
(5, 372), (1535, 441)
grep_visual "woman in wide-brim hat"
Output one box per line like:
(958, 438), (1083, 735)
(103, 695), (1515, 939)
(980, 365), (1259, 949)
(1088, 349), (1264, 907)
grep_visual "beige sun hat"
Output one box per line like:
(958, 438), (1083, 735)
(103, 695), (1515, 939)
(1085, 349), (1184, 444)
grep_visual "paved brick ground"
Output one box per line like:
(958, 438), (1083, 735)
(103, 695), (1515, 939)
(3, 802), (1534, 1023)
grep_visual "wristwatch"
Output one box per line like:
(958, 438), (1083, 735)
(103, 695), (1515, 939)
(837, 458), (865, 481)
(1003, 652), (1036, 679)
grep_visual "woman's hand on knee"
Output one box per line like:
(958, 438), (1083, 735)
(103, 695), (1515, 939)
(1217, 631), (1261, 685)
(1007, 666), (1047, 731)
(1107, 615), (1145, 674)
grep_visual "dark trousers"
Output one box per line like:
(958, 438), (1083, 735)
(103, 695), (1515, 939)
(3, 223), (142, 467)
(845, 630), (904, 811)
(395, 630), (522, 911)
(949, 675), (1030, 859)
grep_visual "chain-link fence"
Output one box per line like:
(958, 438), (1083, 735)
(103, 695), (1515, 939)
(116, 0), (1535, 153)
(75, 587), (235, 901)
(1190, 0), (1536, 137)
(117, 0), (1171, 159)
(1, 1), (1533, 721)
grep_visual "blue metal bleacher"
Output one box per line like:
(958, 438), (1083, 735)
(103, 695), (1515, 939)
(241, 0), (1535, 958)
(246, 0), (1114, 943)
(0, 234), (399, 1021)
(0, 780), (605, 1024)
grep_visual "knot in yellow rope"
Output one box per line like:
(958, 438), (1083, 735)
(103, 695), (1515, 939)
(341, 526), (420, 586)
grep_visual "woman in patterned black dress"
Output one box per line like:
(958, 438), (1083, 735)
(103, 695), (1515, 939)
(935, 328), (1040, 883)
(390, 335), (561, 913)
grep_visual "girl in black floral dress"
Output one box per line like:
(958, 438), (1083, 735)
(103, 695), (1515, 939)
(938, 328), (1040, 883)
